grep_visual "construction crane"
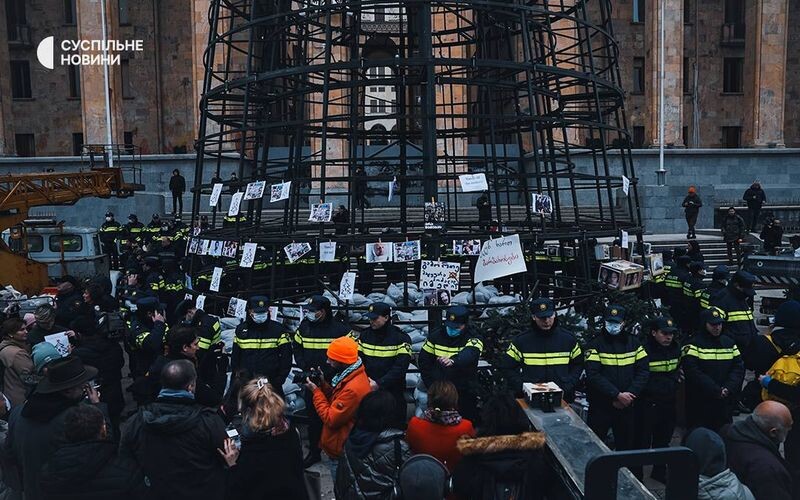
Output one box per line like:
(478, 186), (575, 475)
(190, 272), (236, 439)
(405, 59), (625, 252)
(0, 168), (140, 294)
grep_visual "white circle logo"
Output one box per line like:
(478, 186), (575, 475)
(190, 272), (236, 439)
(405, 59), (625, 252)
(36, 36), (55, 70)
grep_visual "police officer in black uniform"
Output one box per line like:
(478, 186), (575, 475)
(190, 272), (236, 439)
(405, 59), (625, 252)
(357, 302), (412, 426)
(681, 262), (706, 333)
(294, 295), (354, 466)
(711, 270), (758, 368)
(585, 305), (649, 450)
(123, 213), (145, 247)
(231, 296), (292, 397)
(418, 305), (483, 420)
(99, 212), (122, 269)
(127, 296), (168, 386)
(142, 256), (165, 298)
(173, 298), (223, 361)
(145, 214), (162, 247)
(498, 298), (582, 401)
(699, 264), (729, 310)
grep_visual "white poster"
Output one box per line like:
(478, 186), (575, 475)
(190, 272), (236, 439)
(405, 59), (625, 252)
(320, 241), (337, 262)
(339, 272), (356, 301)
(388, 176), (397, 202)
(366, 242), (393, 263)
(209, 183), (223, 207)
(270, 181), (291, 202)
(209, 240), (224, 257)
(195, 294), (206, 311)
(226, 297), (238, 317)
(459, 173), (488, 193)
(187, 238), (199, 255)
(393, 240), (421, 262)
(473, 234), (527, 283)
(284, 242), (312, 263)
(621, 230), (629, 250)
(622, 175), (630, 196)
(419, 260), (461, 291)
(44, 332), (71, 357)
(228, 192), (244, 216)
(234, 298), (248, 319)
(210, 266), (223, 292)
(222, 240), (239, 258)
(309, 203), (333, 222)
(240, 242), (257, 268)
(244, 180), (266, 200)
(532, 193), (553, 215)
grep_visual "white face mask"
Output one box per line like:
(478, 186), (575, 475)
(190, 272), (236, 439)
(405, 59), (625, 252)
(252, 312), (268, 324)
(305, 311), (320, 322)
(105, 217), (112, 222)
(605, 321), (623, 335)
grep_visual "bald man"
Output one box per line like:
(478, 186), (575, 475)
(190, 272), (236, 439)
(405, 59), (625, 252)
(723, 401), (794, 500)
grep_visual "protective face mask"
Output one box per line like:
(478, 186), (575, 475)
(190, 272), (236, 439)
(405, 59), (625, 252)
(252, 313), (268, 324)
(605, 321), (623, 335)
(105, 217), (112, 222)
(305, 311), (321, 322)
(446, 326), (462, 337)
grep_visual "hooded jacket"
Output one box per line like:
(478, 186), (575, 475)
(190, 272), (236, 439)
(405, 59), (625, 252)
(294, 310), (353, 371)
(334, 429), (411, 500)
(743, 186), (766, 209)
(685, 427), (755, 500)
(682, 193), (703, 216)
(452, 432), (547, 500)
(39, 440), (145, 500)
(119, 396), (228, 500)
(723, 416), (793, 500)
(312, 364), (372, 458)
(698, 470), (755, 500)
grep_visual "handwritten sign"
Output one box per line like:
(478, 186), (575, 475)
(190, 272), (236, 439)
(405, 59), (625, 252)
(339, 272), (356, 301)
(459, 173), (488, 192)
(209, 183), (223, 207)
(234, 298), (248, 319)
(228, 192), (244, 216)
(473, 234), (527, 283)
(621, 230), (629, 250)
(320, 241), (337, 262)
(240, 242), (257, 268)
(244, 180), (266, 200)
(44, 332), (70, 357)
(419, 260), (461, 291)
(210, 267), (223, 292)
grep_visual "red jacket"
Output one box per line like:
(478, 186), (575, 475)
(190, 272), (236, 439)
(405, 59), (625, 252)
(406, 416), (476, 471)
(312, 364), (371, 458)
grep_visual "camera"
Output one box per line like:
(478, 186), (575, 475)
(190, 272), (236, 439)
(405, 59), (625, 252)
(292, 368), (322, 385)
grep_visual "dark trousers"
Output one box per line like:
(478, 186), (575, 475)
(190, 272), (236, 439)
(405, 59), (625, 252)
(172, 193), (183, 214)
(748, 207), (761, 231)
(588, 403), (636, 450)
(726, 240), (742, 265)
(686, 396), (732, 434)
(102, 241), (119, 269)
(634, 399), (676, 476)
(304, 386), (323, 457)
(388, 389), (408, 429)
(685, 212), (698, 237)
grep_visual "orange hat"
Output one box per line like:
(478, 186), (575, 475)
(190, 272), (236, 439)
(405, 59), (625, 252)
(688, 186), (696, 194)
(327, 337), (359, 364)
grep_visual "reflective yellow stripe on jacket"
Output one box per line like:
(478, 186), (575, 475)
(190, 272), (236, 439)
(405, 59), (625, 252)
(506, 343), (580, 366)
(422, 338), (484, 358)
(682, 344), (740, 360)
(197, 321), (222, 350)
(683, 283), (702, 298)
(358, 341), (411, 358)
(664, 277), (682, 289)
(234, 334), (291, 349)
(725, 310), (754, 322)
(585, 346), (647, 366)
(649, 358), (680, 372)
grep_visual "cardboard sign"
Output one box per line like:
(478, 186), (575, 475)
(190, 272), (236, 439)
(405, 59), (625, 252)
(210, 267), (223, 292)
(319, 241), (337, 262)
(473, 234), (527, 283)
(270, 181), (291, 202)
(339, 272), (356, 301)
(228, 192), (244, 216)
(459, 173), (488, 192)
(44, 332), (71, 357)
(244, 180), (266, 200)
(209, 183), (223, 207)
(240, 242), (257, 268)
(419, 260), (461, 291)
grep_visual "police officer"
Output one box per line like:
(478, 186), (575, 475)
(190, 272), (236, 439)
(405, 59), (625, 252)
(664, 255), (691, 325)
(142, 256), (165, 298)
(418, 305), (483, 420)
(681, 262), (706, 333)
(174, 298), (222, 360)
(122, 213), (145, 247)
(127, 296), (167, 383)
(699, 265), (729, 309)
(294, 295), (354, 466)
(357, 302), (412, 425)
(711, 270), (758, 367)
(585, 305), (649, 450)
(99, 212), (122, 269)
(231, 296), (292, 397)
(682, 308), (745, 432)
(171, 215), (189, 258)
(634, 317), (681, 483)
(498, 298), (582, 401)
(145, 214), (162, 247)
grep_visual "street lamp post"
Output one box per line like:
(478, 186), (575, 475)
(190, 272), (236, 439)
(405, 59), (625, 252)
(656, 0), (666, 186)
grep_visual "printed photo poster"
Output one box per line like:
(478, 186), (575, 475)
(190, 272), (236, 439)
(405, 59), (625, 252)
(209, 267), (223, 292)
(424, 202), (446, 229)
(195, 294), (206, 311)
(309, 202), (333, 223)
(388, 177), (398, 202)
(187, 238), (200, 255)
(192, 224), (202, 236)
(393, 240), (421, 262)
(423, 289), (452, 307)
(532, 193), (553, 215)
(284, 242), (312, 263)
(319, 241), (337, 262)
(222, 240), (239, 258)
(243, 180), (266, 201)
(419, 260), (461, 291)
(366, 242), (393, 263)
(458, 173), (489, 193)
(270, 181), (292, 202)
(622, 175), (631, 196)
(453, 239), (482, 256)
(473, 234), (527, 283)
(228, 192), (244, 216)
(234, 298), (248, 319)
(226, 297), (239, 317)
(199, 239), (211, 256)
(209, 239), (224, 257)
(240, 242), (258, 268)
(209, 183), (224, 207)
(44, 332), (71, 357)
(339, 272), (356, 301)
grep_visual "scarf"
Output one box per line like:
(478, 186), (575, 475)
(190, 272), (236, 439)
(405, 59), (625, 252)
(423, 407), (462, 426)
(158, 388), (195, 400)
(332, 358), (362, 388)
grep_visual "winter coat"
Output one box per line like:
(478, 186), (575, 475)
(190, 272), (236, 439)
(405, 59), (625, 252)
(334, 429), (411, 500)
(418, 325), (483, 395)
(761, 223), (784, 248)
(452, 432), (547, 500)
(72, 336), (125, 418)
(584, 332), (649, 408)
(0, 339), (33, 408)
(231, 319), (292, 385)
(7, 395), (107, 500)
(138, 353), (226, 408)
(723, 416), (793, 500)
(119, 396), (228, 500)
(722, 215), (746, 242)
(476, 195), (492, 222)
(710, 286), (758, 363)
(641, 336), (681, 403)
(294, 314), (353, 371)
(682, 331), (745, 401)
(682, 194), (703, 216)
(356, 324), (412, 393)
(697, 470), (755, 500)
(27, 323), (69, 348)
(225, 426), (309, 500)
(168, 174), (186, 194)
(312, 364), (372, 458)
(39, 440), (145, 500)
(742, 187), (766, 209)
(406, 416), (475, 471)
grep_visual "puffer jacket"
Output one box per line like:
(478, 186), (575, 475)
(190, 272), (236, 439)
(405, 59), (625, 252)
(334, 429), (411, 500)
(312, 364), (372, 458)
(697, 470), (755, 500)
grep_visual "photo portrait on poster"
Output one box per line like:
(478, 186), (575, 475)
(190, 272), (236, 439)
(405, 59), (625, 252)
(209, 240), (224, 257)
(187, 238), (199, 255)
(222, 240), (239, 258)
(532, 193), (553, 215)
(243, 180), (266, 200)
(270, 181), (291, 202)
(453, 239), (482, 256)
(227, 297), (239, 317)
(284, 242), (312, 263)
(598, 266), (621, 289)
(209, 183), (223, 207)
(366, 242), (393, 263)
(309, 202), (333, 222)
(419, 260), (461, 291)
(393, 240), (421, 262)
(199, 239), (211, 256)
(228, 192), (244, 216)
(424, 202), (446, 229)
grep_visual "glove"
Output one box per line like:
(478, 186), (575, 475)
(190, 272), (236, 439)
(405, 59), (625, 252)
(760, 375), (772, 389)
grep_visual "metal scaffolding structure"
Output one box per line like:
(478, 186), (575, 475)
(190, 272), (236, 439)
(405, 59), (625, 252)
(189, 0), (642, 308)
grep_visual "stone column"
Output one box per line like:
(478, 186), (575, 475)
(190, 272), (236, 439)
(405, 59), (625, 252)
(77, 0), (125, 145)
(0, 5), (16, 155)
(744, 0), (789, 147)
(645, 0), (683, 147)
(191, 0), (213, 142)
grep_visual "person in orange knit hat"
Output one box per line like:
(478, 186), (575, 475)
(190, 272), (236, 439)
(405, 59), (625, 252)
(305, 336), (371, 479)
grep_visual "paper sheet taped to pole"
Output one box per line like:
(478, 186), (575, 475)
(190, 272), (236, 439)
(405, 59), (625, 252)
(473, 234), (527, 283)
